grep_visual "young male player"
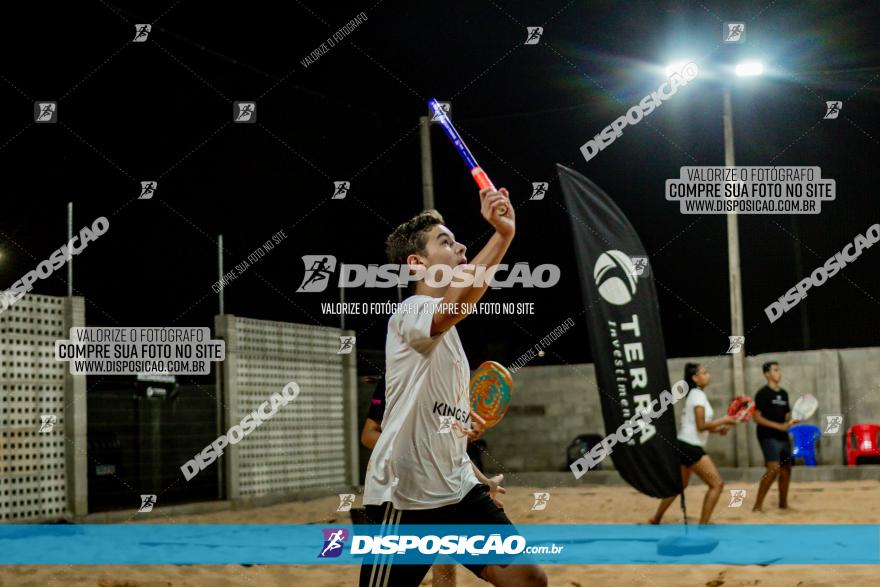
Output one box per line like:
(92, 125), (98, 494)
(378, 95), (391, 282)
(360, 188), (546, 587)
(752, 361), (800, 512)
(361, 377), (489, 587)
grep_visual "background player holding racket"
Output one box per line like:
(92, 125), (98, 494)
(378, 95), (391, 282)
(752, 361), (800, 512)
(650, 363), (743, 525)
(360, 194), (546, 586)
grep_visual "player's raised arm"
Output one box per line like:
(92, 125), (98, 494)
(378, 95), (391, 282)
(431, 187), (514, 335)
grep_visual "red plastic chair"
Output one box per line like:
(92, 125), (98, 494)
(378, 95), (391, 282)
(846, 424), (880, 466)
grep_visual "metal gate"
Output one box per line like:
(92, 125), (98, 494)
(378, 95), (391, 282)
(87, 380), (220, 513)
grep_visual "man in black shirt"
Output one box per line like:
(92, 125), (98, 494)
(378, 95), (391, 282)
(752, 361), (799, 512)
(360, 377), (387, 450)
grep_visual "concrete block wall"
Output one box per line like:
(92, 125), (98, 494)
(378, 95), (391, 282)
(215, 315), (357, 499)
(483, 363), (599, 473)
(482, 347), (879, 473)
(0, 294), (87, 521)
(839, 347), (880, 427)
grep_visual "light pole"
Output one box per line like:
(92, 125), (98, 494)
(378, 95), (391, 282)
(415, 114), (435, 303)
(667, 59), (763, 466)
(725, 61), (763, 467)
(217, 234), (225, 315)
(722, 86), (749, 466)
(67, 202), (73, 297)
(419, 115), (435, 210)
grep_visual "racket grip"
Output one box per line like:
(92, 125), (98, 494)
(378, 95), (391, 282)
(472, 167), (508, 216)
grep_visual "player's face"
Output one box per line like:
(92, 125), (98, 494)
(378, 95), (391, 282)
(694, 365), (711, 388)
(766, 364), (782, 383)
(420, 225), (467, 268)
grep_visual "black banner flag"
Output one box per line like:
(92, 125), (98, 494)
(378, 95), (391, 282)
(558, 164), (683, 498)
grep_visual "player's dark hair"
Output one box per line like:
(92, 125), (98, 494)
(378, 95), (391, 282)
(762, 361), (779, 374)
(385, 209), (445, 265)
(684, 362), (702, 390)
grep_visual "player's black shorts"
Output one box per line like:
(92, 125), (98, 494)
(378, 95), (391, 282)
(676, 439), (707, 467)
(358, 483), (513, 587)
(759, 436), (793, 465)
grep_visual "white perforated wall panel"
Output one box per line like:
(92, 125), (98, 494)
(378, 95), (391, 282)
(228, 317), (347, 497)
(0, 295), (68, 520)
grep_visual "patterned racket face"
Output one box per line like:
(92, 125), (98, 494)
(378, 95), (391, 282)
(792, 394), (818, 421)
(728, 395), (755, 422)
(469, 361), (513, 428)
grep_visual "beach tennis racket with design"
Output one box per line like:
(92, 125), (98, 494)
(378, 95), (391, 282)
(470, 361), (513, 428)
(791, 393), (818, 421)
(727, 395), (755, 422)
(428, 98), (507, 216)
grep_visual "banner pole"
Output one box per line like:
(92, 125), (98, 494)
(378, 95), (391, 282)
(680, 493), (688, 534)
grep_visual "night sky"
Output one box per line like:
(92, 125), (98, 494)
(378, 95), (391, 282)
(2, 0), (879, 373)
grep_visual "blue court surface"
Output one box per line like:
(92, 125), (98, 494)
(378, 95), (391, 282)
(0, 524), (877, 565)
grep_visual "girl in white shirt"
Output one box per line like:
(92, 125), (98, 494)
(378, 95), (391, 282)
(649, 363), (739, 525)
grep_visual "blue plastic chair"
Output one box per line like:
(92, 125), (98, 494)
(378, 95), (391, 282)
(789, 424), (822, 466)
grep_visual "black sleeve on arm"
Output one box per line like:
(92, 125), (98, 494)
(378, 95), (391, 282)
(754, 388), (767, 414)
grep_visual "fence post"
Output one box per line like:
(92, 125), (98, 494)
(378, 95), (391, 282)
(63, 296), (88, 517)
(341, 329), (359, 486)
(214, 314), (239, 500)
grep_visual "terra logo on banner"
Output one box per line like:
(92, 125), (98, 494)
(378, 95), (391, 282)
(593, 250), (641, 305)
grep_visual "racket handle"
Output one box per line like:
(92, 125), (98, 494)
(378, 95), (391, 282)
(472, 167), (508, 216)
